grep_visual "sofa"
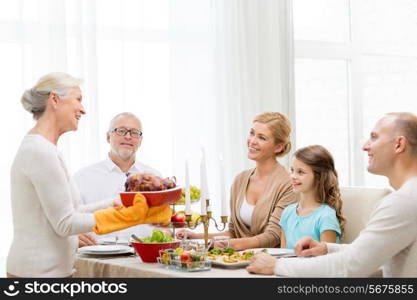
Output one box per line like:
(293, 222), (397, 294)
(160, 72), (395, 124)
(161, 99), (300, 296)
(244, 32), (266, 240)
(340, 186), (392, 244)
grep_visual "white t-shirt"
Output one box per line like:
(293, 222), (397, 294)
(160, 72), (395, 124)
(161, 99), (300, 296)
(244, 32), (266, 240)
(239, 197), (255, 227)
(73, 157), (162, 239)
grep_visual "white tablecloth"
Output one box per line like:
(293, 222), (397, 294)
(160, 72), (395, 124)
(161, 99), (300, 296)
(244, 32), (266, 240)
(74, 254), (274, 278)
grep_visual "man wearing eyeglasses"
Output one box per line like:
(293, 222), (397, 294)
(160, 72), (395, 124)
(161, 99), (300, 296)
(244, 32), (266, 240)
(74, 112), (161, 246)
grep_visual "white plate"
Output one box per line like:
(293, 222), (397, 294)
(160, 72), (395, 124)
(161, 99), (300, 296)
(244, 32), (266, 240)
(209, 259), (250, 268)
(99, 237), (130, 246)
(78, 245), (133, 255)
(243, 248), (296, 257)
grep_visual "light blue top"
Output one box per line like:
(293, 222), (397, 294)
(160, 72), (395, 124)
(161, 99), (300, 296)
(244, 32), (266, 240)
(279, 202), (341, 249)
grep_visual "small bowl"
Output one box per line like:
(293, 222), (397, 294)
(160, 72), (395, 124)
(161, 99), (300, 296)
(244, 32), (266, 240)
(120, 186), (182, 207)
(131, 241), (181, 263)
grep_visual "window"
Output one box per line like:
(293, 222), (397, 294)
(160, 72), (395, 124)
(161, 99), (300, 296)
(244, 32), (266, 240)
(293, 0), (417, 187)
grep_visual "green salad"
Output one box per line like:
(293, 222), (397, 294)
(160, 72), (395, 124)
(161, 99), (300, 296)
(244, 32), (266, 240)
(141, 229), (174, 243)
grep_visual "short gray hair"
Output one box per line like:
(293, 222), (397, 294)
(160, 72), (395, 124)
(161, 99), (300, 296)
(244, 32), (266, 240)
(108, 112), (142, 132)
(21, 72), (83, 120)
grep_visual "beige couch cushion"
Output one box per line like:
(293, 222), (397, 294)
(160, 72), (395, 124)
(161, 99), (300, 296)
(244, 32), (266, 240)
(340, 186), (391, 243)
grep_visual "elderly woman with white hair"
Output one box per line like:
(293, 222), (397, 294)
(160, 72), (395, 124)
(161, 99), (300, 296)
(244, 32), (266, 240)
(6, 72), (171, 278)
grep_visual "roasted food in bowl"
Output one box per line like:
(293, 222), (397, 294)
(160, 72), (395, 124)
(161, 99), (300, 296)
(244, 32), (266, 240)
(125, 173), (176, 192)
(121, 173), (181, 207)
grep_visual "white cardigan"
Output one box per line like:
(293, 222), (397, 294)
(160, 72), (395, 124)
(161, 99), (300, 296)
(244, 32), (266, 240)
(275, 177), (417, 277)
(7, 135), (112, 277)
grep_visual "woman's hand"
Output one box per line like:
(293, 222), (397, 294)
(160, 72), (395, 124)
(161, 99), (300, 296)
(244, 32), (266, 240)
(93, 194), (171, 235)
(78, 233), (98, 248)
(112, 196), (122, 207)
(176, 229), (194, 240)
(246, 253), (277, 275)
(212, 236), (230, 249)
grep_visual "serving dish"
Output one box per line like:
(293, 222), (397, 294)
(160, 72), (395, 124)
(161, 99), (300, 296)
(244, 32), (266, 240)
(120, 186), (182, 207)
(131, 240), (181, 262)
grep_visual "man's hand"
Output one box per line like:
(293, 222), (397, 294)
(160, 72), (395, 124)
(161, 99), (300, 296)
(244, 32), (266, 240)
(78, 233), (98, 248)
(294, 236), (328, 257)
(246, 253), (277, 275)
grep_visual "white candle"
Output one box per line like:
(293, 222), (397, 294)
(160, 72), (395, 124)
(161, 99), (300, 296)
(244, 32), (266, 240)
(185, 159), (191, 215)
(200, 148), (208, 215)
(220, 156), (228, 216)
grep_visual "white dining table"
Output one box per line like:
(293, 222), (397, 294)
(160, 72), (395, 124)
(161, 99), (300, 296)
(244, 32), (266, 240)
(74, 253), (275, 278)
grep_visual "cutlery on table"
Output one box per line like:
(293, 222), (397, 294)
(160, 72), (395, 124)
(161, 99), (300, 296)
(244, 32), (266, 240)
(131, 234), (144, 243)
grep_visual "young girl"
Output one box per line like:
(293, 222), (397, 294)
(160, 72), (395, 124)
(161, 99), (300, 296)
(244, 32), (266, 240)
(279, 145), (345, 249)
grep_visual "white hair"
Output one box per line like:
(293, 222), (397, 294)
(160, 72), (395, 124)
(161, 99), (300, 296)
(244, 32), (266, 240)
(108, 112), (142, 132)
(21, 72), (83, 120)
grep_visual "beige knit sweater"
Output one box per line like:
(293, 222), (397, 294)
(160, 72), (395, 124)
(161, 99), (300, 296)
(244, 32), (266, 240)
(275, 177), (417, 277)
(228, 164), (297, 248)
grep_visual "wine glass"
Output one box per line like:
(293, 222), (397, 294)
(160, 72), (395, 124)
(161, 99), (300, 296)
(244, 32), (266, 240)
(212, 236), (230, 249)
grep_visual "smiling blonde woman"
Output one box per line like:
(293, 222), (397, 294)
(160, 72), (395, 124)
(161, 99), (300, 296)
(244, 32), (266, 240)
(177, 112), (297, 250)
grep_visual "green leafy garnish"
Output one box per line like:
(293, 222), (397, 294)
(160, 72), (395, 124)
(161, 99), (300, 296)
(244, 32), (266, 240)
(141, 229), (174, 243)
(222, 247), (235, 254)
(209, 248), (223, 255)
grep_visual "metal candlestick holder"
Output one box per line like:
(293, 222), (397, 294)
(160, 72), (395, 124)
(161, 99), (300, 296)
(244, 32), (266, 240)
(185, 198), (228, 250)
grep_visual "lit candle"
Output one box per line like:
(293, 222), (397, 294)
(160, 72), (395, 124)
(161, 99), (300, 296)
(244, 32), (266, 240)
(220, 156), (227, 216)
(200, 148), (208, 215)
(185, 159), (191, 215)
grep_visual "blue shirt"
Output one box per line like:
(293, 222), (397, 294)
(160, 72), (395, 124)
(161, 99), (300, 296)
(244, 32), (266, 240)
(279, 203), (341, 249)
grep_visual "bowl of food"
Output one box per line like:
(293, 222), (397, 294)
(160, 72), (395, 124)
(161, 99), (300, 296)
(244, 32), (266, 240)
(131, 230), (180, 263)
(174, 186), (201, 205)
(120, 173), (181, 207)
(158, 248), (211, 272)
(120, 187), (182, 207)
(132, 241), (181, 263)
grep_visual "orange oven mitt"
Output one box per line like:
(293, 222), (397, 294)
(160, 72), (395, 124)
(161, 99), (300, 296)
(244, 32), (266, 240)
(92, 193), (172, 235)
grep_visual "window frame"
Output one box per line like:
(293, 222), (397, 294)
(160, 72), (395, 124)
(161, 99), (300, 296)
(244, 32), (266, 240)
(293, 0), (417, 186)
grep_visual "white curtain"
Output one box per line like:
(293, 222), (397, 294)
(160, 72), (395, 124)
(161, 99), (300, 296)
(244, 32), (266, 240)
(209, 0), (294, 174)
(0, 0), (292, 273)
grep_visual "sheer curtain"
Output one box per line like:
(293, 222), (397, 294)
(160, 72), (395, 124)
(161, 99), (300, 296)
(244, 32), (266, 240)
(0, 0), (292, 274)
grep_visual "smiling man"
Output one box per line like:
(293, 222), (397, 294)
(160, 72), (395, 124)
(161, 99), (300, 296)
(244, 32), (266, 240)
(247, 112), (417, 277)
(74, 112), (161, 245)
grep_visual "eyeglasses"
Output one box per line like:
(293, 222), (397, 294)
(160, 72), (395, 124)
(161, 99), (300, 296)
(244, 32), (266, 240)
(111, 127), (143, 138)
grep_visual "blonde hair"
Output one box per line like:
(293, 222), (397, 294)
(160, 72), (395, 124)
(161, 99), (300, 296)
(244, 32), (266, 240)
(253, 112), (292, 157)
(386, 112), (417, 156)
(21, 72), (83, 120)
(294, 145), (346, 234)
